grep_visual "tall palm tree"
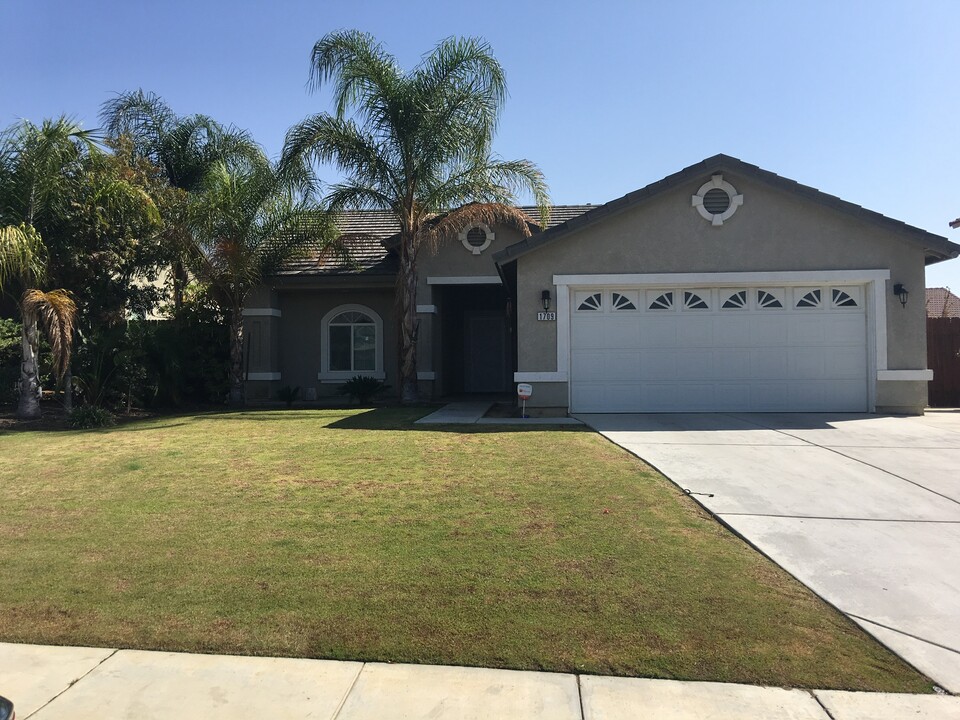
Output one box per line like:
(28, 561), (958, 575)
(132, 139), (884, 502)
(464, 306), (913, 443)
(100, 90), (261, 310)
(187, 151), (335, 405)
(281, 31), (550, 403)
(0, 118), (89, 419)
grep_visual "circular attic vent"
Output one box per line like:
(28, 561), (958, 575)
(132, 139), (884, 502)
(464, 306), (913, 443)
(466, 226), (488, 247)
(702, 187), (731, 214)
(459, 223), (494, 254)
(692, 174), (743, 226)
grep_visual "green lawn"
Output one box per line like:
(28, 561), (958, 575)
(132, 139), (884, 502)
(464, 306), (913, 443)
(0, 408), (932, 691)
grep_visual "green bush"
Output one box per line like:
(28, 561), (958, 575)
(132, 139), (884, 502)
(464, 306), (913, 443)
(0, 319), (20, 404)
(68, 405), (115, 429)
(338, 375), (390, 404)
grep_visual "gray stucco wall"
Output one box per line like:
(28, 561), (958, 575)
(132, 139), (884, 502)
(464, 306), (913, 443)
(414, 224), (528, 390)
(514, 170), (932, 412)
(244, 285), (397, 401)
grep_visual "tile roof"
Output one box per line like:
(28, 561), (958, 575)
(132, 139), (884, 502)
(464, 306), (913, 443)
(926, 287), (960, 318)
(279, 206), (595, 276)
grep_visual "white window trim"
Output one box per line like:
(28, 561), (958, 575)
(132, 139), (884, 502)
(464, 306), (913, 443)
(551, 270), (891, 412)
(318, 303), (385, 381)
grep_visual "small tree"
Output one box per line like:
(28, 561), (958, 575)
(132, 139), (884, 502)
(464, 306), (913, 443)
(187, 152), (335, 404)
(0, 118), (93, 418)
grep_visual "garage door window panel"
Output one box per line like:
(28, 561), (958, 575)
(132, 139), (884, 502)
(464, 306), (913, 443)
(647, 291), (675, 310)
(682, 291), (710, 310)
(795, 288), (822, 309)
(831, 286), (861, 308)
(721, 290), (748, 309)
(611, 291), (638, 311)
(756, 289), (784, 309)
(576, 292), (602, 311)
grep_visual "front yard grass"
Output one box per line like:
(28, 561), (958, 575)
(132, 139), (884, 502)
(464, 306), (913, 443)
(0, 408), (932, 691)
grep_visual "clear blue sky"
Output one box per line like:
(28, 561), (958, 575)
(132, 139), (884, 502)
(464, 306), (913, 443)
(4, 0), (959, 290)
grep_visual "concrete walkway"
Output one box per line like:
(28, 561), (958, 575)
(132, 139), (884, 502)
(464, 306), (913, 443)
(415, 400), (581, 425)
(3, 642), (959, 719)
(579, 411), (960, 694)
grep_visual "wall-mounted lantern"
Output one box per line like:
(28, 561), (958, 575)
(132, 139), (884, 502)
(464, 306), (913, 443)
(541, 289), (552, 311)
(893, 283), (909, 308)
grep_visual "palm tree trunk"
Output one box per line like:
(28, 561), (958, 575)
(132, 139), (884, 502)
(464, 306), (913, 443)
(397, 233), (419, 404)
(63, 369), (73, 412)
(228, 306), (245, 405)
(16, 317), (42, 420)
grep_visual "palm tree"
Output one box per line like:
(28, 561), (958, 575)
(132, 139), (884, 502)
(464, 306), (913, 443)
(0, 118), (89, 419)
(100, 90), (261, 310)
(281, 31), (550, 403)
(187, 151), (335, 405)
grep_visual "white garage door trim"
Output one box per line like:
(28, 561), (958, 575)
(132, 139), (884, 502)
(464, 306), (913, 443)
(554, 270), (890, 412)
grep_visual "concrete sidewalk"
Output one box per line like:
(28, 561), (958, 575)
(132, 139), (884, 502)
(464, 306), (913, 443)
(2, 643), (958, 719)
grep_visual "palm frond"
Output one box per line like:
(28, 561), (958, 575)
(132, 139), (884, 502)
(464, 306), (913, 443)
(421, 202), (533, 249)
(21, 288), (76, 382)
(0, 222), (47, 290)
(0, 116), (100, 224)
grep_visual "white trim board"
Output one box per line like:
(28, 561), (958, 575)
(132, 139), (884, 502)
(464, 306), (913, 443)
(553, 270), (891, 286)
(426, 276), (501, 285)
(877, 369), (933, 381)
(514, 372), (567, 382)
(247, 372), (281, 381)
(243, 308), (281, 317)
(416, 305), (438, 314)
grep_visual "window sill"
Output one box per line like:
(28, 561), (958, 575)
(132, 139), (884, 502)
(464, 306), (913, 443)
(318, 371), (386, 383)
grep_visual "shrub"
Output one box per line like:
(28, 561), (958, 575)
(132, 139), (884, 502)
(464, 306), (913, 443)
(277, 385), (300, 407)
(338, 375), (390, 404)
(68, 405), (115, 429)
(0, 319), (20, 405)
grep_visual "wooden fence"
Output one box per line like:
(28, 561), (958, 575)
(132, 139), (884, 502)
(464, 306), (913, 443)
(928, 317), (960, 407)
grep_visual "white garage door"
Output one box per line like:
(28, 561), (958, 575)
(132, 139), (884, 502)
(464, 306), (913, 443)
(570, 285), (868, 413)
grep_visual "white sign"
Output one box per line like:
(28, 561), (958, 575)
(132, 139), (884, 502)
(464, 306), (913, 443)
(517, 383), (533, 400)
(537, 311), (557, 321)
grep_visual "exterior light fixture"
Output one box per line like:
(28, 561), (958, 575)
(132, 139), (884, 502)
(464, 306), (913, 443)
(541, 290), (551, 311)
(893, 283), (909, 308)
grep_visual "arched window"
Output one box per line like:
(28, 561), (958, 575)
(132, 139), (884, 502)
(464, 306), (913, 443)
(319, 304), (384, 380)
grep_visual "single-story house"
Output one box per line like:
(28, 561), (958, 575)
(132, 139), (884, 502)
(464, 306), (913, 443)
(244, 154), (960, 415)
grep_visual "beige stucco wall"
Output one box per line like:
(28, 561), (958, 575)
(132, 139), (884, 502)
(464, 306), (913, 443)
(514, 170), (932, 413)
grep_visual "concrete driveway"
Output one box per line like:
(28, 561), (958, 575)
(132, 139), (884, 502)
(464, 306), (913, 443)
(578, 410), (960, 693)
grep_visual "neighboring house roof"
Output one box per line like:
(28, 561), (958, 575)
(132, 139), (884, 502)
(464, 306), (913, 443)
(926, 287), (960, 318)
(493, 154), (960, 266)
(280, 206), (595, 277)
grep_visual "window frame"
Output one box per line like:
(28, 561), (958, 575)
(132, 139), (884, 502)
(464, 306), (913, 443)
(319, 304), (385, 381)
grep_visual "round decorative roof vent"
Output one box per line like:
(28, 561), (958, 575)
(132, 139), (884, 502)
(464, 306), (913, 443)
(692, 174), (743, 226)
(460, 223), (494, 254)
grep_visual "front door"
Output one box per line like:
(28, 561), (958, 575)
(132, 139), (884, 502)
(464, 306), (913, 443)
(464, 310), (507, 392)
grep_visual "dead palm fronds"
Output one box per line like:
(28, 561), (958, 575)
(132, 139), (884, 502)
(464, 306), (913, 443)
(21, 289), (77, 383)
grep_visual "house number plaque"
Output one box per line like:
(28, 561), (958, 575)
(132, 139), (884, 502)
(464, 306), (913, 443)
(537, 311), (557, 321)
